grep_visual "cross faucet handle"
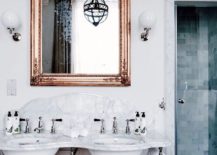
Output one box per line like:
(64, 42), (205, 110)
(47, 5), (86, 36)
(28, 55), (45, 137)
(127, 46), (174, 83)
(125, 119), (135, 134)
(20, 118), (30, 133)
(94, 118), (105, 134)
(51, 118), (63, 134)
(52, 119), (63, 122)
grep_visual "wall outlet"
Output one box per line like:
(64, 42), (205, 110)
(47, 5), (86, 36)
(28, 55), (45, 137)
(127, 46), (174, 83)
(7, 79), (17, 96)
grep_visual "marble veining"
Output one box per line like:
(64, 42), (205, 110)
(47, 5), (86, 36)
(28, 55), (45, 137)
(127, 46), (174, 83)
(0, 131), (170, 151)
(18, 93), (153, 135)
(0, 93), (170, 154)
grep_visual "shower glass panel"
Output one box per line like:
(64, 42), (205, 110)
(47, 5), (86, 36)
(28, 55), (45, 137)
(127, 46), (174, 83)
(176, 4), (217, 155)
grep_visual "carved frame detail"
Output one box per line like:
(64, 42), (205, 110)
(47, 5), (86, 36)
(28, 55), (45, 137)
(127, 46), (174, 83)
(30, 0), (131, 86)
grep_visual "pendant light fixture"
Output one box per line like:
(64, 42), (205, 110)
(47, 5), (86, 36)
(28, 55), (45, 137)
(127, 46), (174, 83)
(84, 0), (109, 27)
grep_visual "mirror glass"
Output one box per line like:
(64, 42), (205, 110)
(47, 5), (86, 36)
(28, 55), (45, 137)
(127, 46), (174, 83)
(31, 0), (130, 86)
(42, 0), (119, 74)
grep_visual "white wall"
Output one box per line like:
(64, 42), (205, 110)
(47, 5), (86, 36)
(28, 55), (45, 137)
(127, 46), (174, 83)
(0, 0), (166, 143)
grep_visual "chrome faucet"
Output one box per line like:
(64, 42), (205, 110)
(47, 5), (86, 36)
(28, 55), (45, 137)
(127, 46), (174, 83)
(20, 118), (30, 133)
(112, 117), (118, 134)
(51, 118), (63, 134)
(34, 116), (43, 133)
(125, 119), (135, 134)
(94, 118), (105, 134)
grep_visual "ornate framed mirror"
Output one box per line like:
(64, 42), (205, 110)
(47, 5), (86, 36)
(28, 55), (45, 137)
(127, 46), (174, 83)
(31, 0), (130, 86)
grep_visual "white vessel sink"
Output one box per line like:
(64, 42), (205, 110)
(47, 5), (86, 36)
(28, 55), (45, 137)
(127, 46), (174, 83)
(89, 134), (144, 155)
(2, 134), (60, 155)
(93, 136), (141, 146)
(7, 137), (52, 146)
(3, 148), (58, 155)
(0, 131), (170, 155)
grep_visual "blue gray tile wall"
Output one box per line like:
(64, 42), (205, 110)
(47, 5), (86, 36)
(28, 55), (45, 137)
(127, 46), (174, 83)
(207, 8), (217, 155)
(177, 7), (217, 155)
(208, 8), (217, 90)
(208, 91), (217, 155)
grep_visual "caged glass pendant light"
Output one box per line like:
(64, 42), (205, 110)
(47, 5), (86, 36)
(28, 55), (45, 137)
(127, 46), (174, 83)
(84, 0), (109, 27)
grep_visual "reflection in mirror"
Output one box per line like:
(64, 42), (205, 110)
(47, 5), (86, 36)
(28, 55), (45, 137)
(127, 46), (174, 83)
(42, 0), (119, 74)
(31, 0), (130, 86)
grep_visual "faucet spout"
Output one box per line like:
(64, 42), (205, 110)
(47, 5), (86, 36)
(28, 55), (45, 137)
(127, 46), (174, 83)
(112, 117), (118, 134)
(34, 127), (43, 133)
(34, 116), (43, 133)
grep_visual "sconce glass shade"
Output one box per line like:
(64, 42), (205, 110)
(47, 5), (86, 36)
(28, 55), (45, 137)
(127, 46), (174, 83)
(84, 0), (109, 27)
(139, 11), (156, 28)
(1, 11), (20, 29)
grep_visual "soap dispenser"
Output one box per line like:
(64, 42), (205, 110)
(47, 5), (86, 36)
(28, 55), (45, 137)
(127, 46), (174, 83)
(134, 112), (141, 135)
(140, 112), (147, 136)
(13, 111), (20, 134)
(5, 111), (13, 136)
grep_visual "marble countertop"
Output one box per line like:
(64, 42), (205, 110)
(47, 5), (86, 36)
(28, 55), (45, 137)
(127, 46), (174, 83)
(0, 131), (170, 151)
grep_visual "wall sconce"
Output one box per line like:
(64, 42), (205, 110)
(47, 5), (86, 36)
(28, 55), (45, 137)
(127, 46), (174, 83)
(139, 11), (156, 41)
(1, 11), (21, 41)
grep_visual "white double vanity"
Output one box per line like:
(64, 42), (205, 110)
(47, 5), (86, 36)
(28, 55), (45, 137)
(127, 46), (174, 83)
(0, 93), (170, 155)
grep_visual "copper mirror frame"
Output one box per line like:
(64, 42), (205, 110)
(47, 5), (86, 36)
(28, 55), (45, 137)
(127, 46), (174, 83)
(30, 0), (131, 86)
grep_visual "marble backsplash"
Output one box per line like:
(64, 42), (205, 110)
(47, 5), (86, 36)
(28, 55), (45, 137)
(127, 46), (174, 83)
(12, 93), (156, 135)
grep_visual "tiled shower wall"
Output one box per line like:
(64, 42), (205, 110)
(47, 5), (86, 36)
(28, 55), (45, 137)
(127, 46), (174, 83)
(177, 7), (217, 155)
(208, 91), (217, 155)
(208, 8), (217, 155)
